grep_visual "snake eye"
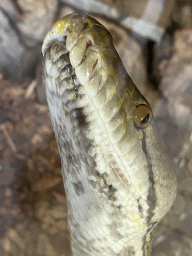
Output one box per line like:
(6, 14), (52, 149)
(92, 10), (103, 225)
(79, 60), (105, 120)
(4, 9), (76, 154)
(133, 104), (153, 129)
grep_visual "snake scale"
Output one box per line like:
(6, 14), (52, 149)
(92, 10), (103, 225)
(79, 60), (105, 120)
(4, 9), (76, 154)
(42, 12), (177, 256)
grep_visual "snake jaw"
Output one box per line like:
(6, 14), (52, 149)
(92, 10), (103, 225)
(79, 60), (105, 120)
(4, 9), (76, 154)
(43, 12), (177, 256)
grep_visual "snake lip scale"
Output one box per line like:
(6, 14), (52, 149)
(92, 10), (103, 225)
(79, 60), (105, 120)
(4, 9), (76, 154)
(42, 12), (177, 256)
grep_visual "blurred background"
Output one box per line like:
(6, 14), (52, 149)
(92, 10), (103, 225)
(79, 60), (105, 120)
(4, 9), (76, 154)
(0, 0), (192, 255)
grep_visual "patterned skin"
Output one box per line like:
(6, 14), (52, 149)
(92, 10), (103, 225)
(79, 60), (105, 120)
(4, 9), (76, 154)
(42, 12), (177, 256)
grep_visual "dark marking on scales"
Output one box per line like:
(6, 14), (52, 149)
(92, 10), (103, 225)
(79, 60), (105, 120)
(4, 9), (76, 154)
(72, 181), (85, 196)
(141, 130), (156, 223)
(141, 130), (157, 255)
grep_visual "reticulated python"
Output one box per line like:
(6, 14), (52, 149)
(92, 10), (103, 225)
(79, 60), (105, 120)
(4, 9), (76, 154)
(42, 12), (177, 256)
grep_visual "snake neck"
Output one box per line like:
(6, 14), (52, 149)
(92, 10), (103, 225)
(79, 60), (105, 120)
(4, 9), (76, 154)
(45, 85), (154, 256)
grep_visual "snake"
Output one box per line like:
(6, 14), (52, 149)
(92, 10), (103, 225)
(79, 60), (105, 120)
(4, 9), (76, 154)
(42, 12), (177, 256)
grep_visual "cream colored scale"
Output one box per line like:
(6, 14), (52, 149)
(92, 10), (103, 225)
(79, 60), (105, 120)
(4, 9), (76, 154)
(42, 12), (177, 256)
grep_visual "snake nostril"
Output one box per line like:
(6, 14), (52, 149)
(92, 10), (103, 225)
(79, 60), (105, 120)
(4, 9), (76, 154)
(63, 35), (67, 43)
(83, 22), (88, 29)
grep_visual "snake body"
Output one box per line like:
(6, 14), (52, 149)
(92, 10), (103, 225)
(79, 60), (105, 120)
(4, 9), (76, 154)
(42, 13), (177, 256)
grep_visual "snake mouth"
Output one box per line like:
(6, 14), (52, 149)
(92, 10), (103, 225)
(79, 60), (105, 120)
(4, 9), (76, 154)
(59, 40), (81, 89)
(59, 52), (81, 91)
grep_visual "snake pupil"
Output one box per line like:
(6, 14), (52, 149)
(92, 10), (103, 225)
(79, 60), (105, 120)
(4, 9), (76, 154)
(141, 113), (149, 124)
